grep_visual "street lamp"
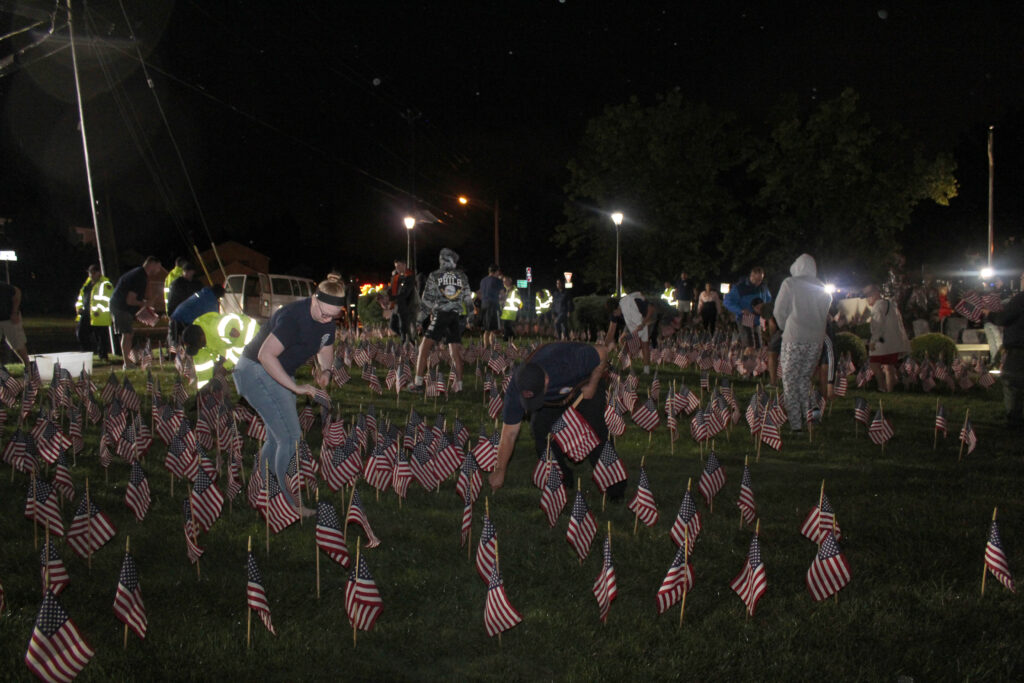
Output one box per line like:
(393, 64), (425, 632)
(457, 195), (500, 267)
(403, 216), (416, 271)
(610, 212), (623, 296)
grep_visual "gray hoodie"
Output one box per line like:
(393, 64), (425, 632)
(772, 253), (832, 346)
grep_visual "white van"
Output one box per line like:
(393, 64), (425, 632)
(221, 273), (317, 322)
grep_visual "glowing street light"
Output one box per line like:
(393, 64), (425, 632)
(824, 283), (837, 295)
(611, 212), (624, 296)
(404, 216), (416, 270)
(980, 267), (994, 281)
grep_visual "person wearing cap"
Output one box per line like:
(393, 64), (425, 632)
(74, 264), (112, 362)
(488, 341), (622, 499)
(408, 248), (474, 393)
(166, 262), (204, 350)
(231, 279), (344, 514)
(604, 291), (657, 374)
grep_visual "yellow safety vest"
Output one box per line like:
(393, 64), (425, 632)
(164, 266), (183, 311)
(535, 288), (552, 313)
(192, 311), (259, 389)
(661, 287), (677, 307)
(501, 290), (522, 321)
(75, 277), (113, 327)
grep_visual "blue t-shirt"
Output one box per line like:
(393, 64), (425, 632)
(170, 288), (220, 325)
(501, 343), (600, 425)
(479, 275), (503, 305)
(111, 266), (148, 313)
(241, 298), (335, 377)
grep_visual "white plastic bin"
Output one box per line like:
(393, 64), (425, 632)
(28, 352), (94, 382)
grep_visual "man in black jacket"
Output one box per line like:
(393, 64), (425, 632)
(983, 271), (1024, 428)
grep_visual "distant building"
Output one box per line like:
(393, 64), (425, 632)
(196, 241), (270, 283)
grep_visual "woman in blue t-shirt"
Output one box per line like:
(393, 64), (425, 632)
(232, 279), (345, 514)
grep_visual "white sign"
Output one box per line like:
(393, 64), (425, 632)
(0, 251), (16, 261)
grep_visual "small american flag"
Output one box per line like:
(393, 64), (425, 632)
(539, 462), (567, 527)
(737, 464), (756, 525)
(183, 499), (204, 564)
(800, 494), (841, 545)
(959, 417), (978, 455)
(806, 531), (851, 601)
(934, 404), (948, 436)
(315, 502), (350, 568)
(455, 450), (482, 505)
(591, 441), (628, 492)
(484, 561), (522, 637)
(487, 386), (503, 421)
(346, 488), (381, 548)
(346, 555), (383, 632)
(833, 373), (848, 397)
(984, 519), (1016, 593)
(189, 470), (224, 533)
(853, 397), (870, 426)
(66, 497), (116, 558)
(954, 290), (984, 322)
(656, 544), (694, 614)
(391, 450), (413, 499)
(476, 515), (498, 583)
(24, 590), (95, 682)
(40, 540), (70, 595)
(670, 490), (702, 553)
(565, 490), (597, 561)
(604, 398), (626, 437)
(265, 473), (299, 535)
(631, 397), (661, 432)
(471, 426), (497, 472)
(698, 451), (726, 507)
(868, 410), (894, 445)
(113, 551), (147, 639)
(125, 461), (151, 522)
(690, 408), (709, 443)
(550, 407), (601, 463)
(246, 551), (277, 635)
(52, 453), (75, 502)
(592, 536), (618, 623)
(730, 532), (767, 615)
(627, 466), (659, 527)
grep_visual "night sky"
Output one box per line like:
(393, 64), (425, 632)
(2, 0), (1023, 291)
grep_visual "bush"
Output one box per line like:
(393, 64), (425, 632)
(835, 331), (867, 369)
(571, 294), (614, 339)
(358, 292), (385, 327)
(910, 332), (958, 364)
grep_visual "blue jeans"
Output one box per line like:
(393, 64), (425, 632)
(232, 356), (301, 505)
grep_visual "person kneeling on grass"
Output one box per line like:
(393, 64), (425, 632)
(488, 341), (625, 501)
(231, 279), (342, 516)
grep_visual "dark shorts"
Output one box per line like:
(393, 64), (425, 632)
(480, 303), (500, 331)
(111, 309), (135, 335)
(768, 330), (782, 354)
(425, 310), (463, 345)
(870, 352), (900, 366)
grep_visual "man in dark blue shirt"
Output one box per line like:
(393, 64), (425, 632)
(489, 342), (624, 499)
(110, 257), (162, 369)
(477, 265), (503, 349)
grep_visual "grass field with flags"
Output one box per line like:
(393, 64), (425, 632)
(0, 340), (1021, 681)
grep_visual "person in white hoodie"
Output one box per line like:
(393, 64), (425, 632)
(772, 254), (832, 431)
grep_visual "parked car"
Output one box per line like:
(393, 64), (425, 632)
(221, 273), (317, 322)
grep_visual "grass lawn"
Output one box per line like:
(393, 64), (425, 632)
(0, 348), (1021, 681)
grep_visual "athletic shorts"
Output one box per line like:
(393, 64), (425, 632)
(0, 319), (26, 350)
(870, 352), (900, 366)
(111, 309), (135, 336)
(425, 310), (463, 345)
(480, 303), (500, 331)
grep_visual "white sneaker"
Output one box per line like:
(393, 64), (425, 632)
(452, 380), (463, 393)
(643, 365), (650, 375)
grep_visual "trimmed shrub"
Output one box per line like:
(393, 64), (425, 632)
(910, 332), (958, 364)
(571, 294), (614, 339)
(835, 331), (867, 369)
(358, 292), (385, 327)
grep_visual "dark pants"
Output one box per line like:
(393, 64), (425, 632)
(554, 314), (569, 340)
(395, 306), (416, 344)
(528, 380), (626, 499)
(700, 303), (717, 334)
(76, 318), (109, 359)
(1002, 348), (1024, 428)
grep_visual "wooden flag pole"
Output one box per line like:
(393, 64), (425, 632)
(31, 469), (38, 550)
(633, 455), (645, 535)
(755, 398), (767, 463)
(982, 506), (996, 596)
(740, 455), (748, 529)
(818, 479), (826, 515)
(315, 488), (321, 599)
(878, 400), (886, 456)
(264, 457), (270, 556)
(294, 442), (304, 525)
(606, 521), (612, 627)
(933, 397), (940, 451)
(246, 536), (253, 649)
(85, 478), (92, 571)
(958, 408), (971, 463)
(679, 524), (689, 627)
(495, 538), (503, 647)
(43, 524), (50, 593)
(832, 516), (840, 605)
(353, 538), (361, 648)
(124, 535), (131, 649)
(344, 484), (356, 542)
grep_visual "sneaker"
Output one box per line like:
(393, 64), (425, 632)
(452, 380), (463, 393)
(406, 383), (423, 394)
(643, 365), (651, 375)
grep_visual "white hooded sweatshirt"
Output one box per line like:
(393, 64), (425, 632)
(772, 253), (832, 346)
